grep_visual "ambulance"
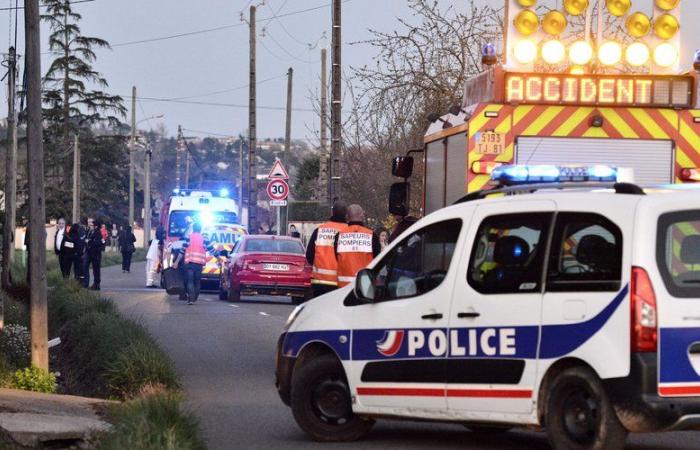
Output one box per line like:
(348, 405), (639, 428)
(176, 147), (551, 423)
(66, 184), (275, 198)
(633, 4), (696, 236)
(159, 188), (246, 287)
(275, 166), (700, 449)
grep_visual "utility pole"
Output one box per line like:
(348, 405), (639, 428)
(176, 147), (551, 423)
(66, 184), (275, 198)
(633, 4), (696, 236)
(280, 67), (293, 236)
(25, 0), (48, 371)
(319, 47), (329, 205)
(330, 0), (342, 201)
(247, 5), (258, 233)
(143, 141), (151, 247)
(238, 140), (244, 220)
(184, 148), (190, 189)
(71, 134), (80, 223)
(2, 47), (18, 295)
(129, 86), (136, 227)
(176, 125), (183, 189)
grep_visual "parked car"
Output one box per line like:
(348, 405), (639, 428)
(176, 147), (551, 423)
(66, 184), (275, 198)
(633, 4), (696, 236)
(220, 234), (312, 304)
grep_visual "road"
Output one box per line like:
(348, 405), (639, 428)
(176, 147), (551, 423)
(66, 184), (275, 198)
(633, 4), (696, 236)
(102, 262), (700, 450)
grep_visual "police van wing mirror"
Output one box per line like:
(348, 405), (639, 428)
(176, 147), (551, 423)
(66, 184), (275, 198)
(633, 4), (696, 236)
(355, 269), (377, 303)
(389, 182), (410, 217)
(392, 156), (414, 178)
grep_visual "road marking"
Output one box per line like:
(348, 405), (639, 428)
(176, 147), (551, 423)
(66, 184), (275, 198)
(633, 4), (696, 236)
(259, 312), (269, 316)
(230, 305), (239, 308)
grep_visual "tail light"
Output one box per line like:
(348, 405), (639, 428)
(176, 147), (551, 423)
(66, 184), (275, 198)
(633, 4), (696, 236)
(242, 259), (258, 271)
(631, 266), (658, 352)
(680, 168), (700, 182)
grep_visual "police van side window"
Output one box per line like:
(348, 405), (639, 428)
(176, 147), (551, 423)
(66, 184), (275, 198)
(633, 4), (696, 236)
(547, 213), (623, 292)
(372, 219), (462, 301)
(467, 213), (552, 294)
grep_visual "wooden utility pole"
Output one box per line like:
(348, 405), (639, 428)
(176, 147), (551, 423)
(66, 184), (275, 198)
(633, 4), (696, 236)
(25, 0), (48, 371)
(238, 140), (244, 220)
(129, 86), (136, 227)
(280, 67), (293, 235)
(247, 5), (258, 233)
(319, 47), (329, 205)
(71, 134), (80, 223)
(184, 148), (190, 189)
(143, 142), (151, 247)
(176, 125), (183, 189)
(330, 0), (342, 200)
(2, 47), (18, 295)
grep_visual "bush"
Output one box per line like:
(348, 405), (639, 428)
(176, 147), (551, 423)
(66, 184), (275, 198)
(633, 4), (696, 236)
(0, 324), (30, 368)
(105, 341), (180, 399)
(10, 366), (57, 393)
(1, 291), (29, 327)
(0, 353), (14, 387)
(98, 393), (205, 450)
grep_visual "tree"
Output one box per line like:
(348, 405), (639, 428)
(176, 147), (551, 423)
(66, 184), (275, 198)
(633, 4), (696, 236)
(293, 155), (320, 201)
(37, 0), (126, 222)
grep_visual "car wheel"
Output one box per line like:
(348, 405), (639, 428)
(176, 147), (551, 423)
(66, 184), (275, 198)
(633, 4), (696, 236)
(291, 296), (304, 305)
(228, 286), (240, 302)
(290, 354), (374, 442)
(545, 366), (627, 450)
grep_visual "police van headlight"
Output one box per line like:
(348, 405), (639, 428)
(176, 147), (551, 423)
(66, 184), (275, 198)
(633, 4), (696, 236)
(284, 305), (305, 330)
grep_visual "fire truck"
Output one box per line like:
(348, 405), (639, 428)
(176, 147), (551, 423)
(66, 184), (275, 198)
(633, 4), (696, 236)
(390, 0), (700, 218)
(159, 188), (246, 288)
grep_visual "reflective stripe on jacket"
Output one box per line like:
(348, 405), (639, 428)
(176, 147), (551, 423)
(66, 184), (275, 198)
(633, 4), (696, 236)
(312, 221), (348, 285)
(336, 224), (374, 287)
(185, 233), (207, 265)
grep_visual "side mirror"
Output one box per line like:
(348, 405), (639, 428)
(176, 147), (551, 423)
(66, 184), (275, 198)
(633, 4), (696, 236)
(392, 156), (414, 178)
(354, 268), (376, 303)
(389, 182), (410, 217)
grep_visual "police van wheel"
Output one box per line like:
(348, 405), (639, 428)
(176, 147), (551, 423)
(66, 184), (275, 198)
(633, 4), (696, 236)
(545, 366), (627, 450)
(290, 354), (374, 441)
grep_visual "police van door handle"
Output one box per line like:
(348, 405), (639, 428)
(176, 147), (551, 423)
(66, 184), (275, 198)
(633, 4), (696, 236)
(457, 312), (480, 319)
(421, 313), (443, 320)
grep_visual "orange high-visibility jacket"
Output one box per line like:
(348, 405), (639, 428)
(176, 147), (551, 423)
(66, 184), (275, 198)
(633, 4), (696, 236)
(312, 221), (348, 285)
(184, 233), (207, 265)
(336, 224), (375, 287)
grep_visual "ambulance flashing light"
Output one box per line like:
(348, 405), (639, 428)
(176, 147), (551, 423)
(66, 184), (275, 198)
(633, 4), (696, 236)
(490, 164), (617, 186)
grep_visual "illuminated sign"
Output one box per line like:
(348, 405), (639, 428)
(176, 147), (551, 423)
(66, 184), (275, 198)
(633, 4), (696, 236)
(505, 73), (694, 108)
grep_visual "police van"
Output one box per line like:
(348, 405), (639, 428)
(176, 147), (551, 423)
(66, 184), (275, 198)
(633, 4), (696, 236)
(275, 166), (700, 450)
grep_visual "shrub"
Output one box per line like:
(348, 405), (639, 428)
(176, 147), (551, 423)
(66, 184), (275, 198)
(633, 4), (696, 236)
(1, 291), (29, 327)
(10, 366), (57, 393)
(98, 393), (206, 450)
(0, 324), (30, 368)
(0, 353), (14, 387)
(105, 341), (180, 399)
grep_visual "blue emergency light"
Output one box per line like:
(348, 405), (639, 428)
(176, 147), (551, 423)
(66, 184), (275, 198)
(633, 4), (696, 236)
(490, 165), (618, 186)
(219, 188), (230, 198)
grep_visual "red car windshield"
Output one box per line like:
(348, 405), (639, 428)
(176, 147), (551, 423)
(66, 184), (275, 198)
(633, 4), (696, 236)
(244, 239), (304, 254)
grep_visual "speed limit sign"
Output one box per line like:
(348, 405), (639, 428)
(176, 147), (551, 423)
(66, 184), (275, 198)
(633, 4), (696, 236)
(267, 179), (289, 201)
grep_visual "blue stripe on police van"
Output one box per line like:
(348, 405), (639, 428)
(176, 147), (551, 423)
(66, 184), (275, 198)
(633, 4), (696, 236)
(282, 285), (629, 362)
(659, 327), (700, 383)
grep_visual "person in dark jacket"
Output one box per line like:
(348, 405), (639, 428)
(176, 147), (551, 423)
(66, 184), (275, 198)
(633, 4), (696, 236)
(119, 225), (137, 273)
(68, 223), (84, 282)
(85, 219), (104, 290)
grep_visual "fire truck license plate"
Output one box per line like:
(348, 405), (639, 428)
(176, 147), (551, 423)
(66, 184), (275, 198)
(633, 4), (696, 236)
(476, 132), (505, 155)
(263, 263), (289, 271)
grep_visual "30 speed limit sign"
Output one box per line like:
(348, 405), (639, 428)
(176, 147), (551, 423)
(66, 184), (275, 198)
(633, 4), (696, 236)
(267, 179), (289, 201)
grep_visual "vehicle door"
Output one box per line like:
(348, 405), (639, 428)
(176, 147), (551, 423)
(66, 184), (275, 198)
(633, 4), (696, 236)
(447, 201), (555, 414)
(347, 216), (466, 413)
(656, 210), (700, 397)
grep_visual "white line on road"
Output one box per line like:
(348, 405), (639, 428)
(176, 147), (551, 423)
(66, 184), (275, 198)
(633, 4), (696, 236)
(259, 312), (269, 316)
(230, 305), (239, 308)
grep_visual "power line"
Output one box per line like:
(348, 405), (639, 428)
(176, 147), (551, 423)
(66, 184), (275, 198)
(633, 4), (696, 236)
(0, 0), (94, 10)
(167, 73), (286, 101)
(125, 94), (315, 113)
(182, 128), (237, 138)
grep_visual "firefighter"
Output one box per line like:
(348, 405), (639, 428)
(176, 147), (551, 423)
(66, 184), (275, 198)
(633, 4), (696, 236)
(305, 200), (348, 298)
(335, 204), (381, 288)
(180, 221), (218, 305)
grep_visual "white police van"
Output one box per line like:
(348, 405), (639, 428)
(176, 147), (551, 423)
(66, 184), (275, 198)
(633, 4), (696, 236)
(275, 165), (700, 450)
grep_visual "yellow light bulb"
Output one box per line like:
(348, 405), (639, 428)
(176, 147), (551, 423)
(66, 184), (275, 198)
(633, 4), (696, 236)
(598, 41), (622, 66)
(516, 0), (537, 6)
(514, 9), (539, 36)
(625, 42), (650, 67)
(655, 0), (680, 11)
(542, 40), (566, 64)
(625, 12), (651, 38)
(654, 42), (678, 67)
(653, 14), (680, 40)
(564, 0), (589, 16)
(569, 40), (593, 65)
(514, 39), (538, 64)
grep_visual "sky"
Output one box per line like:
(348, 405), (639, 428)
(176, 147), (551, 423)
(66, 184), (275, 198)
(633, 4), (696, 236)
(2, 0), (700, 142)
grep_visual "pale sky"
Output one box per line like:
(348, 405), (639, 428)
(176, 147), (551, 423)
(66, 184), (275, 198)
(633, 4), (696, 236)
(2, 0), (700, 141)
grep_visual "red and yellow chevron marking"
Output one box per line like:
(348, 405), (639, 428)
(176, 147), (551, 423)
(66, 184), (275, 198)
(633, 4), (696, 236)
(465, 104), (700, 194)
(468, 105), (514, 193)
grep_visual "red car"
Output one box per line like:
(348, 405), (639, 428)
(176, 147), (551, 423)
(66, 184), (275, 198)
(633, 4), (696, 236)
(219, 234), (312, 304)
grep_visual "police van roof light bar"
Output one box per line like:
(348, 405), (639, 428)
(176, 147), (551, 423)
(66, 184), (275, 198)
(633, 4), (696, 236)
(490, 164), (618, 187)
(453, 182), (645, 205)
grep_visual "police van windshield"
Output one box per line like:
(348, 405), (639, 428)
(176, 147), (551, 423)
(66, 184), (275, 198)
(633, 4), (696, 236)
(168, 210), (238, 237)
(657, 210), (700, 298)
(244, 239), (304, 254)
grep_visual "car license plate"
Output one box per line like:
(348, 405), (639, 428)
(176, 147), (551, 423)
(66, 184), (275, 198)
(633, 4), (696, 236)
(263, 263), (289, 271)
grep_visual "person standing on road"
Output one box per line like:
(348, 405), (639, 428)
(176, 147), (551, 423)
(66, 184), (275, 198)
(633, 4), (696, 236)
(305, 200), (348, 298)
(181, 221), (217, 305)
(119, 225), (136, 273)
(335, 204), (381, 288)
(145, 237), (160, 288)
(110, 224), (119, 252)
(85, 219), (103, 290)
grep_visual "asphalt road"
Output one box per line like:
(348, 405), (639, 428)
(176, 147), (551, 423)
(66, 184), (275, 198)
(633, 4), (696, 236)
(102, 262), (700, 450)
